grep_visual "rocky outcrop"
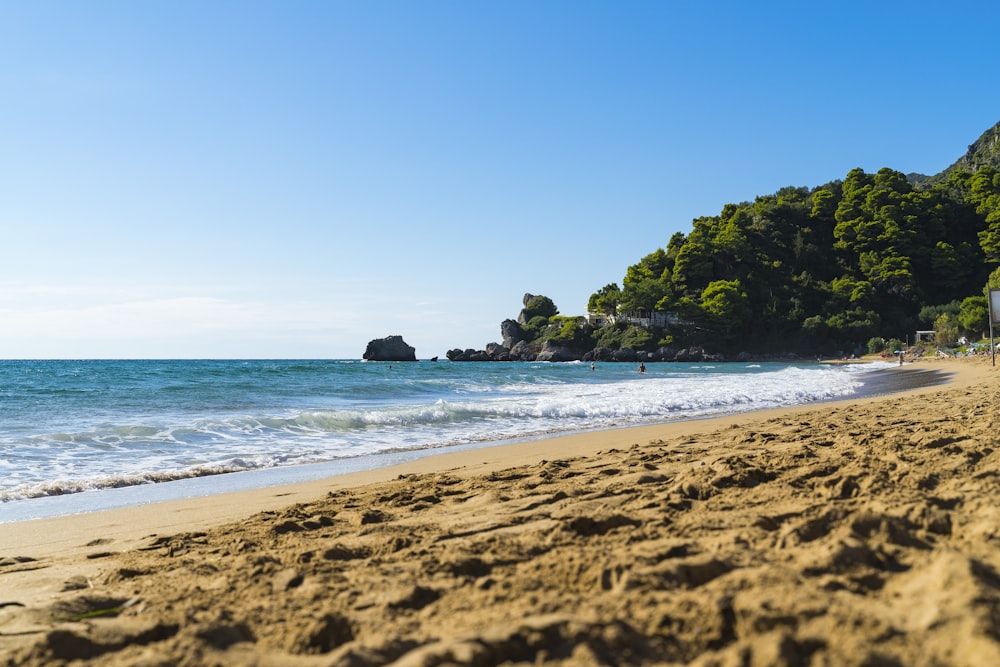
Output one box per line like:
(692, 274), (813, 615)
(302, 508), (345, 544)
(500, 319), (522, 349)
(581, 347), (615, 362)
(508, 340), (536, 361)
(485, 342), (510, 361)
(516, 294), (534, 326)
(363, 336), (417, 362)
(446, 348), (487, 362)
(448, 339), (725, 363)
(673, 347), (706, 362)
(534, 341), (576, 363)
(447, 306), (729, 363)
(447, 339), (539, 362)
(947, 119), (1000, 177)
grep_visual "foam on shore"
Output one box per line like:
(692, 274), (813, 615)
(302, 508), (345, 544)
(0, 362), (950, 523)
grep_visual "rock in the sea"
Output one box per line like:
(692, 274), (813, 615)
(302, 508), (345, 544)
(363, 336), (417, 362)
(535, 340), (576, 363)
(582, 347), (614, 362)
(446, 348), (487, 362)
(509, 340), (536, 361)
(612, 347), (638, 362)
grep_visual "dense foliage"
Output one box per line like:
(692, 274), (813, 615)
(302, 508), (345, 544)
(498, 123), (1000, 359)
(585, 164), (1000, 355)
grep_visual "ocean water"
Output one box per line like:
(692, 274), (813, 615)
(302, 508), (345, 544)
(0, 359), (911, 519)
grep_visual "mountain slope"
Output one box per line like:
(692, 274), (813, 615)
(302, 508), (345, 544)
(915, 119), (1000, 185)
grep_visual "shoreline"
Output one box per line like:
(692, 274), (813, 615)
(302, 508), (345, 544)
(0, 358), (983, 559)
(3, 357), (998, 665)
(0, 361), (947, 525)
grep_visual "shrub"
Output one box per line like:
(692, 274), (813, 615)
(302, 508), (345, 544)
(866, 336), (888, 355)
(523, 295), (558, 321)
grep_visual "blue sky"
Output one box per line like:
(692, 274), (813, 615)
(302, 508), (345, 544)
(2, 1), (999, 359)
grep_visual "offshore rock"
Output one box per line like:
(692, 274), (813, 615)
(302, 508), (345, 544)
(612, 347), (638, 362)
(446, 348), (489, 362)
(535, 341), (576, 363)
(448, 340), (539, 362)
(656, 346), (677, 360)
(673, 347), (704, 362)
(582, 347), (615, 362)
(363, 336), (417, 362)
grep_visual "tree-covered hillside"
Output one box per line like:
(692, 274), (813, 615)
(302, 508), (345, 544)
(588, 121), (1000, 356)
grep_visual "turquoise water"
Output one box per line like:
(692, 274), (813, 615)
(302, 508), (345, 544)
(0, 359), (899, 510)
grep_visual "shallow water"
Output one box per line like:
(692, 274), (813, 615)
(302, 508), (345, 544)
(0, 359), (933, 521)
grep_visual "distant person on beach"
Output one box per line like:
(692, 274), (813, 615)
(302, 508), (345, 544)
(638, 362), (646, 374)
(590, 362), (595, 371)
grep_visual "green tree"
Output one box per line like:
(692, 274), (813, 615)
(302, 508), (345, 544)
(918, 301), (960, 327)
(587, 283), (621, 316)
(811, 188), (838, 220)
(670, 222), (714, 294)
(522, 295), (558, 321)
(963, 167), (1000, 261)
(520, 315), (551, 342)
(620, 248), (673, 313)
(546, 316), (589, 348)
(830, 275), (874, 307)
(986, 265), (1000, 290)
(593, 156), (999, 357)
(621, 326), (654, 350)
(866, 336), (888, 355)
(700, 279), (750, 336)
(933, 312), (959, 346)
(958, 296), (988, 339)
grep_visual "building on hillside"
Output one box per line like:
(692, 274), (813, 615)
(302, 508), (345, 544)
(585, 310), (677, 329)
(585, 312), (611, 327)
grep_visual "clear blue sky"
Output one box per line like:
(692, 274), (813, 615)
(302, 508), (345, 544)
(2, 1), (998, 359)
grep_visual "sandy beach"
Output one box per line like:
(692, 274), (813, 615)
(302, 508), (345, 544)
(2, 357), (999, 666)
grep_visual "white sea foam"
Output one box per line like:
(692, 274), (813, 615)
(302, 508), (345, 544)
(0, 360), (908, 503)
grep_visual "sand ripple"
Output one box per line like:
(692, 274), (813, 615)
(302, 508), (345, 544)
(4, 359), (1000, 665)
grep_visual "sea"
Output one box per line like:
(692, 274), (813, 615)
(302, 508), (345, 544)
(0, 358), (934, 522)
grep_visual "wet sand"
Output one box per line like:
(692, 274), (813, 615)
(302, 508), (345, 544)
(2, 357), (998, 666)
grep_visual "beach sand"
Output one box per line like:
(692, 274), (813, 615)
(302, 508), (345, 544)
(2, 357), (999, 666)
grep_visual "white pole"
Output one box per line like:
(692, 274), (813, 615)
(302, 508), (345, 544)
(990, 289), (997, 367)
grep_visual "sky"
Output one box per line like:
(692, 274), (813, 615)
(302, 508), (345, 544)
(2, 1), (999, 359)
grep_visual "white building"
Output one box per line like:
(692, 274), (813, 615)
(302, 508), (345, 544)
(585, 310), (677, 329)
